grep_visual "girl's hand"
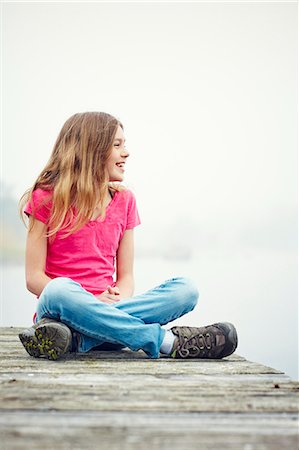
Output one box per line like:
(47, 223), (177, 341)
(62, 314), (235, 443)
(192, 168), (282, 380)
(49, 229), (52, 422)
(107, 285), (120, 296)
(96, 285), (121, 304)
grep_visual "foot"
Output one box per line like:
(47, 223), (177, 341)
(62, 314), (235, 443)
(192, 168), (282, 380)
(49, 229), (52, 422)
(19, 318), (72, 360)
(169, 322), (238, 359)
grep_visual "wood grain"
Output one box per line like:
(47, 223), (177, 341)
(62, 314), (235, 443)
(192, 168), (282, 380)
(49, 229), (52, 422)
(1, 327), (298, 449)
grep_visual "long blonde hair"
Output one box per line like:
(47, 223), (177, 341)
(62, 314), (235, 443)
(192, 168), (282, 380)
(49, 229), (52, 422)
(19, 111), (126, 241)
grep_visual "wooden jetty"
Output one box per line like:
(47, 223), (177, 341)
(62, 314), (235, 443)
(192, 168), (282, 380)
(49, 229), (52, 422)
(0, 327), (298, 449)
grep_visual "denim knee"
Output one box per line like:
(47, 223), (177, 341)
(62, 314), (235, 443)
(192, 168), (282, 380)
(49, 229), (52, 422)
(37, 277), (76, 317)
(42, 277), (75, 300)
(171, 276), (199, 310)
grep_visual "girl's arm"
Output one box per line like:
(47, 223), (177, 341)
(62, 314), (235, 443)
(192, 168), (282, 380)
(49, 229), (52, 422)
(115, 229), (135, 299)
(25, 216), (52, 296)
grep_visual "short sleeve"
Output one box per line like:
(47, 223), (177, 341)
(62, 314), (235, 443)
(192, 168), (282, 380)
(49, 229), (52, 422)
(125, 190), (141, 230)
(24, 188), (52, 225)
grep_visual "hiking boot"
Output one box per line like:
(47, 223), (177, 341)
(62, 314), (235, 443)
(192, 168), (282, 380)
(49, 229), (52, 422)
(170, 322), (238, 359)
(19, 318), (72, 361)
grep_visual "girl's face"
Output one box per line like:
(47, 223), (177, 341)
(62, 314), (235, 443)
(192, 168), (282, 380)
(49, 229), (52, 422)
(106, 125), (129, 182)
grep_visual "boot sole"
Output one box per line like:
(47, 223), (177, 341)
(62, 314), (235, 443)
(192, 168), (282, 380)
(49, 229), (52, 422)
(19, 323), (72, 361)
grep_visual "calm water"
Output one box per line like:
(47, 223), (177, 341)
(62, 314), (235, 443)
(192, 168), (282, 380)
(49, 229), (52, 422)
(1, 252), (298, 380)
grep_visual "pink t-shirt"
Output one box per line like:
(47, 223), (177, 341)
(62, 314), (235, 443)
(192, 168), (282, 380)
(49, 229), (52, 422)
(24, 187), (141, 300)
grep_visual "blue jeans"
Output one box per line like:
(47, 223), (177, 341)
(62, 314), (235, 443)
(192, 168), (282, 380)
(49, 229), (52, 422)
(36, 276), (199, 359)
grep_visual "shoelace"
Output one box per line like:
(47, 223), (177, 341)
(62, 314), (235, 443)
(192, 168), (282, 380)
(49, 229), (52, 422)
(177, 329), (213, 358)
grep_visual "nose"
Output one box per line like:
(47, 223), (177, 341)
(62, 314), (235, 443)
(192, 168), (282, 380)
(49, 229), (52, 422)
(121, 147), (129, 158)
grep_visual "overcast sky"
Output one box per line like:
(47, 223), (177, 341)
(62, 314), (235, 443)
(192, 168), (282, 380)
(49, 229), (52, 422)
(2, 1), (296, 227)
(1, 1), (298, 377)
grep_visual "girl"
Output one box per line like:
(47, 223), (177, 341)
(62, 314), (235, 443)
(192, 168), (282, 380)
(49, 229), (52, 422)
(18, 111), (238, 361)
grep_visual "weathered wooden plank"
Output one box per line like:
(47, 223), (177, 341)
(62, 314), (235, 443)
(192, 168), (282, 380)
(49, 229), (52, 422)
(1, 388), (297, 413)
(1, 373), (298, 413)
(0, 411), (298, 450)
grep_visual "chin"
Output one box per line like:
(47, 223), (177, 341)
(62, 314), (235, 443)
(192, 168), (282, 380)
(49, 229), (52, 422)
(109, 174), (124, 182)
